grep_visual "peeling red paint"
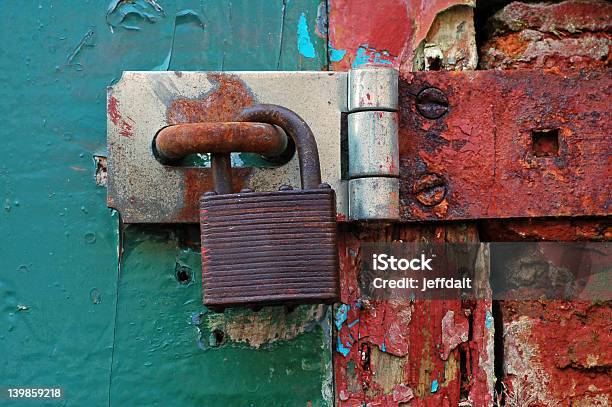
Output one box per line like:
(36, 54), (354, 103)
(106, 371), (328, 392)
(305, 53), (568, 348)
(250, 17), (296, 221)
(334, 225), (490, 406)
(479, 2), (612, 406)
(440, 310), (469, 361)
(107, 95), (134, 137)
(502, 301), (612, 406)
(328, 0), (473, 70)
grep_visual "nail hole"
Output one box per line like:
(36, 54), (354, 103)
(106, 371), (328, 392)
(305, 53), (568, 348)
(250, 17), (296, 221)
(427, 56), (442, 71)
(175, 263), (192, 285)
(209, 329), (225, 347)
(531, 128), (559, 157)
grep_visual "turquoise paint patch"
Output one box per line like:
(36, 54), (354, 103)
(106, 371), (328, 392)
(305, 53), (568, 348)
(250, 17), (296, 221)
(329, 43), (347, 62)
(297, 13), (316, 58)
(347, 318), (359, 328)
(431, 379), (439, 393)
(335, 304), (350, 330)
(337, 337), (351, 357)
(352, 44), (396, 68)
(486, 310), (494, 330)
(381, 342), (387, 352)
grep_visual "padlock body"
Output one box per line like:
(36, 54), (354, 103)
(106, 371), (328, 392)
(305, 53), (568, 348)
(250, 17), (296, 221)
(200, 189), (339, 308)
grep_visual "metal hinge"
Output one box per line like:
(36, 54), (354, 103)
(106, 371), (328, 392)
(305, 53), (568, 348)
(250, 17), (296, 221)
(346, 67), (399, 221)
(107, 68), (400, 223)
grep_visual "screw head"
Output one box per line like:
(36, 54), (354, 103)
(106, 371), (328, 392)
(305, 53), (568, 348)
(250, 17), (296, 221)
(415, 87), (448, 119)
(412, 173), (447, 206)
(279, 185), (293, 191)
(203, 191), (217, 197)
(240, 188), (254, 193)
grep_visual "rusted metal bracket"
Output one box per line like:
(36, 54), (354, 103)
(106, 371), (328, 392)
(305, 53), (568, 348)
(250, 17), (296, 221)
(107, 68), (610, 224)
(399, 68), (611, 221)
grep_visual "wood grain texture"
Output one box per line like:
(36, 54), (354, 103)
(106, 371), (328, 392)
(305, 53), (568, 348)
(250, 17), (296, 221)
(329, 1), (498, 405)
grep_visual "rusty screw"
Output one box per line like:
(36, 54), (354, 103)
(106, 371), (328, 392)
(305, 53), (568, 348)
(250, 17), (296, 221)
(415, 88), (448, 119)
(413, 173), (447, 206)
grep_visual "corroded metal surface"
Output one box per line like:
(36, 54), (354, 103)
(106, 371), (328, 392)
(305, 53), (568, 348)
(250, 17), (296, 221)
(237, 104), (323, 190)
(200, 189), (339, 308)
(481, 0), (612, 70)
(479, 3), (612, 406)
(200, 104), (339, 309)
(399, 68), (611, 221)
(154, 122), (286, 163)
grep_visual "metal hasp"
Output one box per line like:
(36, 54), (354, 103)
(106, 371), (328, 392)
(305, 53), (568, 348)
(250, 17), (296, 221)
(107, 71), (347, 223)
(200, 105), (339, 309)
(107, 68), (608, 223)
(347, 67), (400, 220)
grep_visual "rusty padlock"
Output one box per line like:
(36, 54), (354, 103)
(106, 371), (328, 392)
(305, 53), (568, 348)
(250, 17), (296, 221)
(200, 104), (339, 310)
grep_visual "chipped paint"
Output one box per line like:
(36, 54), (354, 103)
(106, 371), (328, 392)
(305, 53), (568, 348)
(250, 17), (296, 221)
(329, 43), (347, 62)
(440, 310), (469, 360)
(479, 3), (612, 406)
(297, 13), (316, 58)
(328, 0), (474, 70)
(201, 305), (329, 349)
(106, 0), (165, 32)
(480, 0), (612, 70)
(107, 95), (134, 137)
(1, 1), (332, 405)
(485, 309), (493, 330)
(352, 45), (396, 68)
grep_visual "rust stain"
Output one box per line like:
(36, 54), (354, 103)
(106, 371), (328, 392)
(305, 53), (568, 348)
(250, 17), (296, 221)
(165, 74), (256, 221)
(167, 73), (255, 124)
(107, 95), (134, 137)
(177, 167), (250, 222)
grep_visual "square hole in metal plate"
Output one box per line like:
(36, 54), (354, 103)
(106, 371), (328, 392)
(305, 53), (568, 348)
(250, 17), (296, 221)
(532, 128), (560, 157)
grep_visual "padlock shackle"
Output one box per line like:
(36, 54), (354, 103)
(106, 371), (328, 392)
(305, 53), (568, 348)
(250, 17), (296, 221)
(211, 153), (233, 195)
(237, 104), (322, 190)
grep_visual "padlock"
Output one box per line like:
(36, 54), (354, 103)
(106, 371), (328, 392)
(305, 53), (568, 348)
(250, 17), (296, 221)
(199, 104), (339, 310)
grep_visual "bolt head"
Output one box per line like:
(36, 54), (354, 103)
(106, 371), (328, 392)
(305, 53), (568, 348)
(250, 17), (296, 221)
(318, 182), (331, 189)
(279, 185), (294, 191)
(416, 87), (449, 119)
(413, 173), (447, 206)
(240, 188), (254, 193)
(203, 191), (218, 197)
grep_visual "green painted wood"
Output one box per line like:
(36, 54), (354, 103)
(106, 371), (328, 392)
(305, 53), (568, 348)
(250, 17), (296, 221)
(1, 0), (331, 406)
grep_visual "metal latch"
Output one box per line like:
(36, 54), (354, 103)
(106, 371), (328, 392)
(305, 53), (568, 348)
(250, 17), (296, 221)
(107, 68), (400, 223)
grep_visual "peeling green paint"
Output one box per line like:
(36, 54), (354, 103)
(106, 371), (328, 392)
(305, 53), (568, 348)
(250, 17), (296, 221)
(1, 0), (330, 406)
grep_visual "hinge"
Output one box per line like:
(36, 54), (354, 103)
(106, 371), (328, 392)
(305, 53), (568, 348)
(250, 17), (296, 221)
(346, 67), (400, 220)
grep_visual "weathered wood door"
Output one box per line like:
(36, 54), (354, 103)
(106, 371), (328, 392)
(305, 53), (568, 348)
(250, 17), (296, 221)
(2, 1), (609, 406)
